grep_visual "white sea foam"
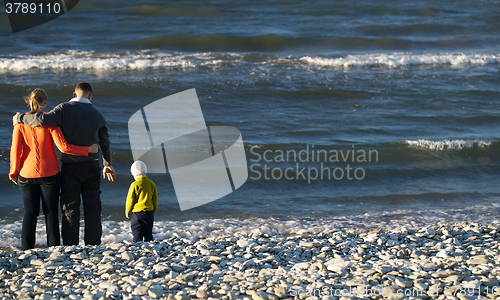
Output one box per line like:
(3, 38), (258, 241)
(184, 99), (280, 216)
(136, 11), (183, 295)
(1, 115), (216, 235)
(1, 51), (499, 71)
(300, 53), (500, 68)
(0, 50), (233, 71)
(406, 139), (492, 150)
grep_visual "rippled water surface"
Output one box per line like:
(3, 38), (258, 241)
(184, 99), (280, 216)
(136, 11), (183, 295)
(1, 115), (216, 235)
(0, 0), (499, 232)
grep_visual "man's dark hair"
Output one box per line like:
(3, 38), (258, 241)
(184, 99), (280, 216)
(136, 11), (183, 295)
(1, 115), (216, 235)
(75, 82), (93, 96)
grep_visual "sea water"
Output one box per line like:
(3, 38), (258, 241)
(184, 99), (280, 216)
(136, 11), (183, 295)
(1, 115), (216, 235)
(0, 0), (499, 248)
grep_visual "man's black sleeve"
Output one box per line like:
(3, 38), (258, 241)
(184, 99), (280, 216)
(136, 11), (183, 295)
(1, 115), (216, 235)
(19, 105), (63, 127)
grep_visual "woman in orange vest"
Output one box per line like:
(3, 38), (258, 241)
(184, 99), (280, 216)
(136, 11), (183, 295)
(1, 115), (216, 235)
(9, 88), (99, 250)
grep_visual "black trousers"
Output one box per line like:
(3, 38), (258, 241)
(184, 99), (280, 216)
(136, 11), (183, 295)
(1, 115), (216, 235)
(60, 161), (102, 245)
(18, 173), (61, 250)
(130, 210), (154, 242)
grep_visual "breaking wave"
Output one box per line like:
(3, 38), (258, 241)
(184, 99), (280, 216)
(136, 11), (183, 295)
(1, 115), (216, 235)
(405, 139), (493, 150)
(0, 50), (499, 71)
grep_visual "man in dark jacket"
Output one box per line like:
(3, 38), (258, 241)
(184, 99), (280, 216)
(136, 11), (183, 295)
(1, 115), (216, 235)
(15, 82), (115, 245)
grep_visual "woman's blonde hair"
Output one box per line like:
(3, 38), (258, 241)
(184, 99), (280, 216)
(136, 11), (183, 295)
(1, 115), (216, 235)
(25, 88), (47, 114)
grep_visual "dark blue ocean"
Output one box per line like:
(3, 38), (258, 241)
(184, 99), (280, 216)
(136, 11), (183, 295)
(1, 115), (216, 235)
(0, 0), (499, 247)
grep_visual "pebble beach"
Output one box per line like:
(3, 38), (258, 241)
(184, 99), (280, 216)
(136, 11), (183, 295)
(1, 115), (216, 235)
(1, 222), (500, 300)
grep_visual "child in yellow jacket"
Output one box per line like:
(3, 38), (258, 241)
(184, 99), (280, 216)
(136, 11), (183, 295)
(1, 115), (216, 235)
(125, 160), (158, 242)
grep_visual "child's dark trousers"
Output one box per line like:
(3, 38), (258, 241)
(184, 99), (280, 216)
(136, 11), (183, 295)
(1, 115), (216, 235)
(130, 210), (154, 242)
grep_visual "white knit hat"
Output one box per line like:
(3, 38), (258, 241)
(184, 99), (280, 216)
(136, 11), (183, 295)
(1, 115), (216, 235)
(130, 160), (147, 176)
